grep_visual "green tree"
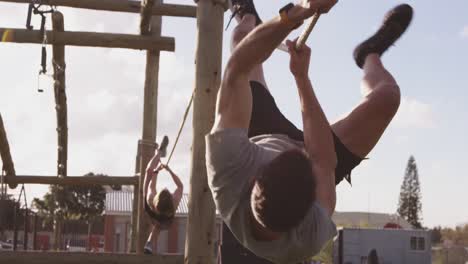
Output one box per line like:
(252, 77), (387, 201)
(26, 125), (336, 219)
(441, 224), (468, 245)
(32, 173), (107, 250)
(63, 173), (106, 250)
(397, 156), (423, 229)
(431, 226), (443, 244)
(33, 185), (69, 250)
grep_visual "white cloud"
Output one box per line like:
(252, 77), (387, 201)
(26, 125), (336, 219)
(393, 97), (436, 129)
(460, 25), (468, 39)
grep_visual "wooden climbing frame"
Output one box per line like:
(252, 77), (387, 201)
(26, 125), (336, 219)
(0, 0), (227, 263)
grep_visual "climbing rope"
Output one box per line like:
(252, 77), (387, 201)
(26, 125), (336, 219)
(165, 88), (195, 166)
(277, 11), (322, 52)
(17, 184), (28, 210)
(295, 12), (321, 50)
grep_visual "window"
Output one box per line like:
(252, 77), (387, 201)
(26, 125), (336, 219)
(417, 237), (425, 250)
(410, 236), (417, 250)
(410, 236), (425, 251)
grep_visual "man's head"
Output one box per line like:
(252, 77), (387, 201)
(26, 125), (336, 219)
(153, 188), (175, 218)
(251, 149), (316, 232)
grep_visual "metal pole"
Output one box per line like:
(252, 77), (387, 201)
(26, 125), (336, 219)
(13, 203), (18, 251)
(23, 208), (29, 250)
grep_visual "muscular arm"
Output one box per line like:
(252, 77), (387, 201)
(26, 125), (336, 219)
(295, 77), (336, 215)
(213, 3), (327, 131)
(287, 41), (337, 215)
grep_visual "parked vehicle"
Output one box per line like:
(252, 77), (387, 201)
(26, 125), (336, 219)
(0, 241), (13, 251)
(66, 239), (87, 252)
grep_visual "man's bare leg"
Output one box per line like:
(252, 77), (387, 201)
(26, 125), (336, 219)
(331, 54), (400, 158)
(231, 14), (267, 88)
(331, 4), (413, 159)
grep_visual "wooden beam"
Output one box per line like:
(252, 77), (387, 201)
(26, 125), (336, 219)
(0, 252), (183, 264)
(136, 0), (162, 253)
(5, 175), (138, 186)
(185, 0), (225, 263)
(0, 113), (16, 189)
(0, 28), (175, 51)
(0, 0), (196, 18)
(52, 11), (68, 178)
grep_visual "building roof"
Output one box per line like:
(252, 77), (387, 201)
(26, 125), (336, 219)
(104, 191), (191, 216)
(332, 211), (413, 229)
(105, 191), (134, 215)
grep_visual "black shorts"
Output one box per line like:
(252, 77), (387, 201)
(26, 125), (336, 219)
(248, 81), (363, 185)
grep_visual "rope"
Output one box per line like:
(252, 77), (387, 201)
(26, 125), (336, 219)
(17, 184), (28, 210)
(165, 88), (195, 166)
(295, 12), (321, 50)
(276, 12), (321, 53)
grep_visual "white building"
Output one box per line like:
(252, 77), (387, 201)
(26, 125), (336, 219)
(333, 228), (432, 264)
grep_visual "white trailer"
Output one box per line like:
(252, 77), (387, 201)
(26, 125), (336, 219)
(333, 228), (431, 264)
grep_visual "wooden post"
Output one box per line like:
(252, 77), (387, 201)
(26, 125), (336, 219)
(129, 176), (139, 252)
(0, 114), (16, 189)
(5, 175), (138, 186)
(0, 28), (175, 51)
(52, 12), (68, 178)
(0, 0), (197, 18)
(135, 0), (162, 254)
(184, 0), (225, 263)
(0, 251), (184, 264)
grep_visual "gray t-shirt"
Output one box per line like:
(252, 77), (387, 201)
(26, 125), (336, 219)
(206, 128), (337, 264)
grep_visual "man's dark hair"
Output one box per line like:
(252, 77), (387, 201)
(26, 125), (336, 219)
(251, 149), (316, 232)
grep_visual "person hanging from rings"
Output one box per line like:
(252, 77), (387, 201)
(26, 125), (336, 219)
(142, 136), (184, 254)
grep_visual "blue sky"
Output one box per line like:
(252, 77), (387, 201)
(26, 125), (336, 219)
(0, 0), (467, 228)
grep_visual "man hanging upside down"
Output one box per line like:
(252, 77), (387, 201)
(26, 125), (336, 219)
(206, 0), (413, 263)
(142, 136), (184, 254)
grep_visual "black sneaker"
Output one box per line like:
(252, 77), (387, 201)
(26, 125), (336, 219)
(158, 135), (169, 158)
(226, 0), (262, 30)
(353, 4), (413, 68)
(144, 246), (153, 255)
